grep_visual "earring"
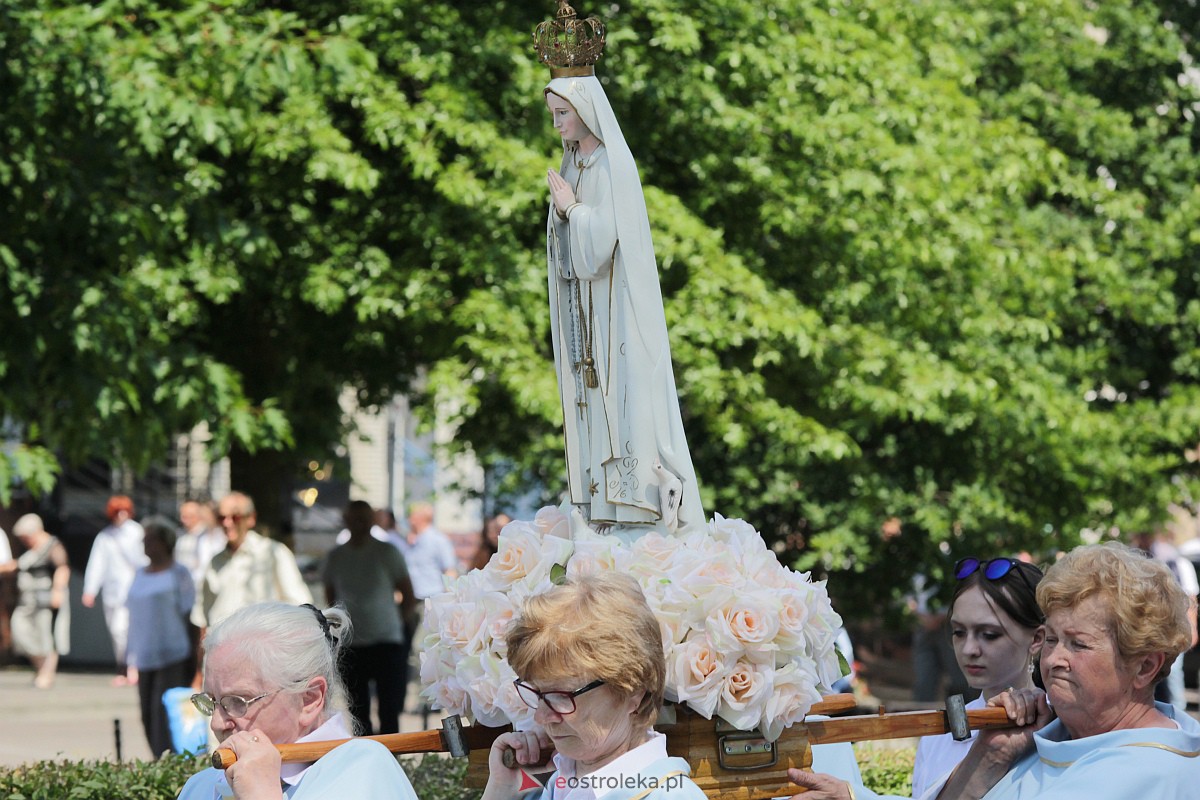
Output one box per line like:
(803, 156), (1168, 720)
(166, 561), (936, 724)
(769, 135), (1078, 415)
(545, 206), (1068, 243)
(1027, 661), (1035, 676)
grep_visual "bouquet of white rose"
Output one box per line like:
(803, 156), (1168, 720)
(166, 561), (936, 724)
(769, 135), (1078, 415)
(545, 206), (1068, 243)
(419, 506), (845, 741)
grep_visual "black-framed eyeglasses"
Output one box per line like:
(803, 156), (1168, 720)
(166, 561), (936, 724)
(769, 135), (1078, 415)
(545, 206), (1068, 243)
(191, 690), (279, 718)
(513, 679), (604, 714)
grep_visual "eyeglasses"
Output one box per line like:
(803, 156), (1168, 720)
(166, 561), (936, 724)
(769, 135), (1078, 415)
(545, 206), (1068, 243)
(220, 513), (245, 524)
(513, 679), (604, 714)
(191, 690), (279, 718)
(954, 557), (1019, 581)
(954, 557), (1035, 593)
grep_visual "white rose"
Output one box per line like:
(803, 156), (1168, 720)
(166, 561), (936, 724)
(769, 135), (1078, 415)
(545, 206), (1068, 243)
(422, 671), (470, 717)
(532, 505), (572, 539)
(761, 662), (820, 741)
(729, 594), (783, 666)
(479, 590), (517, 656)
(630, 532), (686, 571)
(467, 652), (534, 728)
(491, 525), (574, 587)
(668, 632), (731, 719)
(419, 646), (472, 715)
(424, 593), (489, 655)
(717, 659), (775, 731)
(686, 541), (746, 591)
(704, 593), (779, 661)
(708, 514), (763, 555)
(650, 601), (691, 653)
(508, 572), (557, 606)
(565, 535), (618, 580)
(742, 548), (787, 589)
(775, 586), (815, 652)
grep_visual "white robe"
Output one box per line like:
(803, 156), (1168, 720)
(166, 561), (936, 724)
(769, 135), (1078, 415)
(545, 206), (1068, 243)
(545, 76), (705, 535)
(910, 693), (986, 798)
(177, 714), (418, 800)
(916, 702), (1200, 800)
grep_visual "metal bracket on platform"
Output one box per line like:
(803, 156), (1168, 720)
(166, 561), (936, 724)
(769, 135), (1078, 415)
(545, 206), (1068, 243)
(715, 724), (779, 771)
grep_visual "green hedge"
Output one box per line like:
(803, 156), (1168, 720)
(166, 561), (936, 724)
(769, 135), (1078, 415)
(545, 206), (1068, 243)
(855, 744), (915, 796)
(0, 747), (915, 800)
(0, 754), (204, 800)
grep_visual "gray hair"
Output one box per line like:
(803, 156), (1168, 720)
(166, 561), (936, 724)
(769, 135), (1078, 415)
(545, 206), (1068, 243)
(203, 602), (354, 727)
(13, 514), (44, 537)
(141, 515), (180, 553)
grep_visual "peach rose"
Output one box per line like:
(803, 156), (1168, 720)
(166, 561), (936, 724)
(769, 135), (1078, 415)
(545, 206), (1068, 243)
(490, 525), (574, 587)
(668, 632), (731, 719)
(761, 662), (820, 741)
(717, 659), (774, 731)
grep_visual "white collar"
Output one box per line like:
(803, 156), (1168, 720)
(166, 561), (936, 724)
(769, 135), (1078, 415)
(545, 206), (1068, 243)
(281, 713), (355, 785)
(213, 712), (353, 797)
(552, 730), (666, 782)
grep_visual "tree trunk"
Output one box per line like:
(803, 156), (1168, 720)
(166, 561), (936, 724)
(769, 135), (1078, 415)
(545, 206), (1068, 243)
(229, 448), (293, 543)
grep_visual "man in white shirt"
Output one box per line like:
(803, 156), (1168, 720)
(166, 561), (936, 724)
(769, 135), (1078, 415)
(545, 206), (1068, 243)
(190, 491), (312, 687)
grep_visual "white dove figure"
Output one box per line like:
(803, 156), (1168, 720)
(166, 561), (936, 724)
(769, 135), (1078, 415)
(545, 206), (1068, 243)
(652, 458), (684, 533)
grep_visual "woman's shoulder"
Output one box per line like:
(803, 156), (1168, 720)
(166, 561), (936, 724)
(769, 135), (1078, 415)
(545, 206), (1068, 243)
(293, 739), (418, 800)
(993, 715), (1200, 797)
(322, 736), (408, 766)
(634, 757), (707, 800)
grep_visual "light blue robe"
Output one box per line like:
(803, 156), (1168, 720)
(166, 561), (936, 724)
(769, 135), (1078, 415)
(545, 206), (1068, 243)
(531, 756), (707, 800)
(917, 702), (1200, 800)
(177, 739), (418, 800)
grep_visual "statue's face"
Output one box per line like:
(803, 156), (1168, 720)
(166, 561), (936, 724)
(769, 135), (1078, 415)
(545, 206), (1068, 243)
(546, 92), (590, 145)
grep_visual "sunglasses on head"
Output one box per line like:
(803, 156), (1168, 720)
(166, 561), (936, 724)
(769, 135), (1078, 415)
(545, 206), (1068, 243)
(954, 557), (1018, 581)
(954, 557), (1035, 592)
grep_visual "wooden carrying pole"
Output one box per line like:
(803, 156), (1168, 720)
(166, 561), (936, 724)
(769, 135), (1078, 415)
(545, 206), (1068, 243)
(210, 696), (858, 770)
(210, 718), (508, 769)
(212, 694), (1013, 772)
(656, 698), (1014, 800)
(806, 705), (1012, 746)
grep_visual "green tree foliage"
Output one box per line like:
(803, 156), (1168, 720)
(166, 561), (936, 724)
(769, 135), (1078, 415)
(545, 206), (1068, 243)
(1, 1), (1198, 610)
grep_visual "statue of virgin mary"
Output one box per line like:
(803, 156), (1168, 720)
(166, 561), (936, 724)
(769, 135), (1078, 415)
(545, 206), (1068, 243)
(540, 8), (705, 536)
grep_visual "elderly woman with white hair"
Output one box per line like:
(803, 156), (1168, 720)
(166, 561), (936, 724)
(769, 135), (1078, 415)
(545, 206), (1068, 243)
(178, 602), (418, 800)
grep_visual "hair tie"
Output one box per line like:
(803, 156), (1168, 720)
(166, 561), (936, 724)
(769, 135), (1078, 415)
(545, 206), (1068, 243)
(302, 604), (336, 648)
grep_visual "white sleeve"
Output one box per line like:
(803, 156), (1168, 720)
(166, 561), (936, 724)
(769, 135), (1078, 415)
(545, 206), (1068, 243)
(273, 544), (314, 606)
(1175, 557), (1199, 596)
(82, 535), (110, 597)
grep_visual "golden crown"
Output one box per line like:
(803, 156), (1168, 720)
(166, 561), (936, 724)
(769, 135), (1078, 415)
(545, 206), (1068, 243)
(533, 0), (606, 78)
